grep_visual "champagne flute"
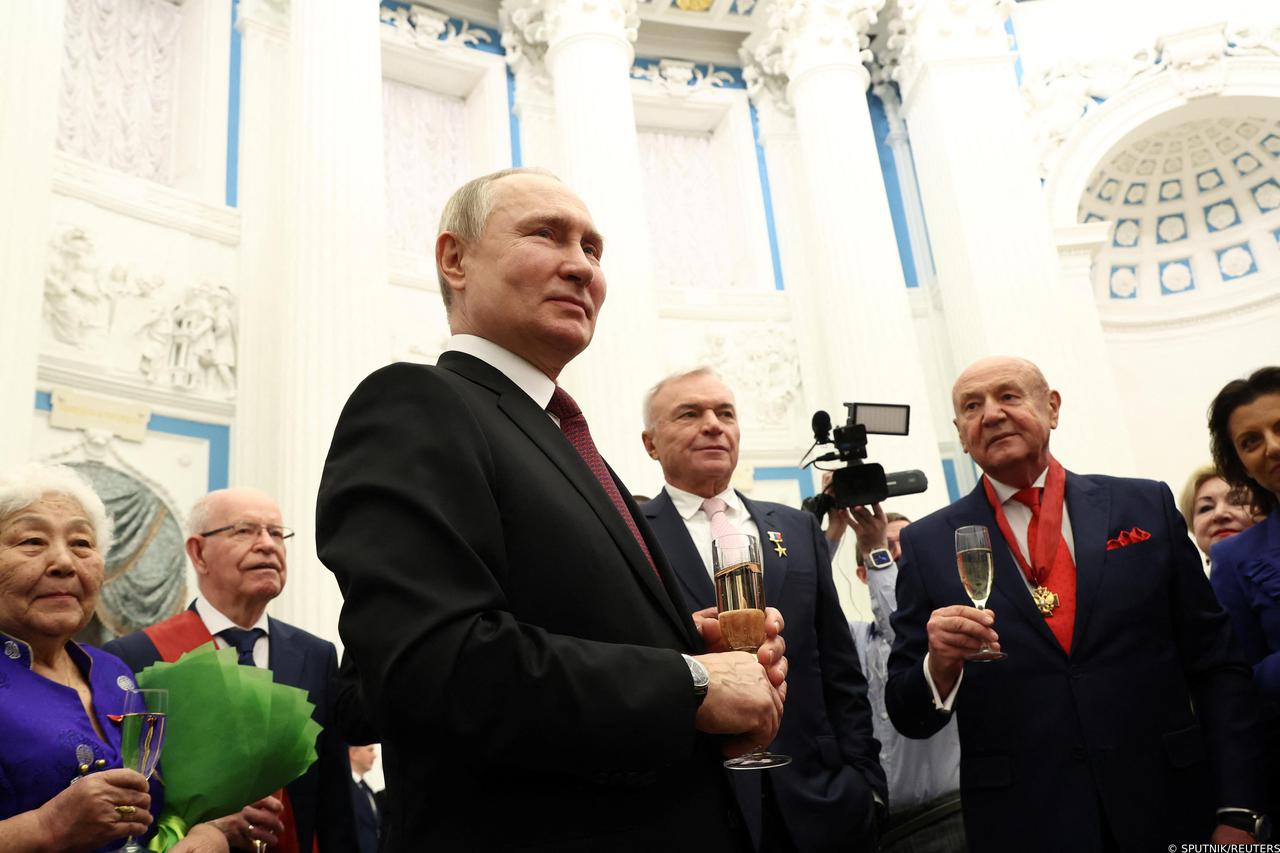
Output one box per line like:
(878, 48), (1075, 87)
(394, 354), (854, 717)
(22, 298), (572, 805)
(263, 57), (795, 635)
(712, 533), (791, 770)
(955, 525), (1007, 662)
(116, 688), (168, 853)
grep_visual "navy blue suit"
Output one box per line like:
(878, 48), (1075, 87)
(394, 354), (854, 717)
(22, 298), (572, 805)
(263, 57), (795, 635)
(885, 473), (1264, 851)
(642, 490), (886, 852)
(1210, 510), (1280, 819)
(349, 775), (380, 853)
(105, 608), (358, 852)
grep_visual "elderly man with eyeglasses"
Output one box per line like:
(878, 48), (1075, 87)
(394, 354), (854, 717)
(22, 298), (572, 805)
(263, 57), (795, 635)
(105, 488), (358, 853)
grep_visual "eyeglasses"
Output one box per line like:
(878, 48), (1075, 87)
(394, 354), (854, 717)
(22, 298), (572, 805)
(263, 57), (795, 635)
(199, 521), (295, 544)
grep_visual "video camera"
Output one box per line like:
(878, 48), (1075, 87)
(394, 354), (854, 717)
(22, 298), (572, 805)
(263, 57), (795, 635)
(800, 402), (928, 519)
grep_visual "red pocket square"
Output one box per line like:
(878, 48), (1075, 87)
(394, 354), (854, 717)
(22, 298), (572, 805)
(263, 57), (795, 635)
(1106, 527), (1152, 550)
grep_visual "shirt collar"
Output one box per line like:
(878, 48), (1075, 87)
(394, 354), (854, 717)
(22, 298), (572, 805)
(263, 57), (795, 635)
(446, 334), (557, 411)
(664, 483), (745, 521)
(987, 467), (1049, 504)
(0, 629), (93, 679)
(195, 593), (271, 636)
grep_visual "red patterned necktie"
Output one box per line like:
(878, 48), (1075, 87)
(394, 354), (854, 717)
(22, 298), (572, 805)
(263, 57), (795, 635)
(547, 386), (659, 578)
(1012, 487), (1077, 652)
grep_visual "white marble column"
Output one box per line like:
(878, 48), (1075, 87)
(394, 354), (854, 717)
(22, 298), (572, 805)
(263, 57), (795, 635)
(232, 0), (291, 499)
(1052, 223), (1136, 475)
(0, 1), (66, 467)
(871, 80), (935, 288)
(887, 0), (1133, 472)
(502, 0), (659, 488)
(233, 0), (390, 640)
(744, 0), (947, 520)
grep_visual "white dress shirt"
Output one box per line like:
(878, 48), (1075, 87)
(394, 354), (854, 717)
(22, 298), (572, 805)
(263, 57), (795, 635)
(850, 559), (961, 811)
(662, 483), (761, 578)
(924, 467), (1077, 709)
(196, 593), (270, 669)
(446, 334), (557, 420)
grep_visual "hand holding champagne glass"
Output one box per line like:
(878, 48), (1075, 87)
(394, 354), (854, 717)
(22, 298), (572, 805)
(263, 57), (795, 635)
(713, 532), (791, 770)
(955, 525), (1007, 662)
(116, 688), (168, 853)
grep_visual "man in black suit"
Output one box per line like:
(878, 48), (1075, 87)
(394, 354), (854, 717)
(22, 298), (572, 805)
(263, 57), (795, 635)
(348, 745), (381, 853)
(105, 488), (357, 852)
(639, 368), (886, 852)
(885, 356), (1269, 850)
(316, 168), (788, 852)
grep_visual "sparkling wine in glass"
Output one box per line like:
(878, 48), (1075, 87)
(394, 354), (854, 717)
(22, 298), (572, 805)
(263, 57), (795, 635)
(955, 525), (1006, 662)
(712, 532), (790, 770)
(117, 688), (168, 853)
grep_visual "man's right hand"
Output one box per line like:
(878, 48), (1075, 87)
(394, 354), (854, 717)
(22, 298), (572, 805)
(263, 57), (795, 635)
(694, 651), (784, 757)
(820, 471), (850, 545)
(209, 795), (284, 851)
(926, 605), (1000, 697)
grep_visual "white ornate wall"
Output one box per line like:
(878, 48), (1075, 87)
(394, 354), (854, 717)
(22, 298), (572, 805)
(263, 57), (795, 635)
(7, 0), (1277, 642)
(1021, 3), (1280, 493)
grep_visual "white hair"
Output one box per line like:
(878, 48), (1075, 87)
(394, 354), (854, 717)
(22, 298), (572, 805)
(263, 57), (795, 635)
(0, 462), (114, 553)
(642, 366), (723, 432)
(187, 490), (223, 538)
(436, 166), (561, 311)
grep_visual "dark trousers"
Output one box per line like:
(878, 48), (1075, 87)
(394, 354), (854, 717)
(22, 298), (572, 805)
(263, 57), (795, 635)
(881, 793), (966, 853)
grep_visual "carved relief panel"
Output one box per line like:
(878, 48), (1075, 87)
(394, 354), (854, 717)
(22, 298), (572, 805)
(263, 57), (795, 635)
(40, 212), (239, 402)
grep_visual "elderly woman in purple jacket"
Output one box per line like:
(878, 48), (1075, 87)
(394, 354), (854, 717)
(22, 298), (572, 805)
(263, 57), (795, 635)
(0, 463), (225, 853)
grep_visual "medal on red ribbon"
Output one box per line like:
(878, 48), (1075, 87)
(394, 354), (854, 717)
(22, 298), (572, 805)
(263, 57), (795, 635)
(982, 456), (1068, 617)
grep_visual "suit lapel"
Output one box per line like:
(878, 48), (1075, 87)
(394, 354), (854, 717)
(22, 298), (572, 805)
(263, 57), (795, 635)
(1064, 472), (1108, 656)
(267, 618), (303, 687)
(741, 495), (788, 605)
(946, 485), (1062, 655)
(642, 491), (716, 611)
(440, 352), (692, 644)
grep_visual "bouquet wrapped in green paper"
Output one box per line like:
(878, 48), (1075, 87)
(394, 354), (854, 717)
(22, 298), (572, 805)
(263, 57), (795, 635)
(134, 643), (322, 851)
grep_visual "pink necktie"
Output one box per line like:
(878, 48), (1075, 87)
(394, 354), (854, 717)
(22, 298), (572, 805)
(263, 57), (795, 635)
(547, 386), (659, 578)
(701, 496), (740, 542)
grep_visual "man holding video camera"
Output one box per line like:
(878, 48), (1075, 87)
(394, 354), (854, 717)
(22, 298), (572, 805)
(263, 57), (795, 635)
(639, 367), (886, 853)
(825, 492), (965, 853)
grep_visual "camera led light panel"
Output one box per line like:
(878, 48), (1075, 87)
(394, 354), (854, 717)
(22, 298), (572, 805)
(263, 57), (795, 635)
(848, 403), (910, 436)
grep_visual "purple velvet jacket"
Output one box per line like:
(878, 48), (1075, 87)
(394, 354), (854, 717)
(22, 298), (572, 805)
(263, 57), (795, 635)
(0, 633), (161, 852)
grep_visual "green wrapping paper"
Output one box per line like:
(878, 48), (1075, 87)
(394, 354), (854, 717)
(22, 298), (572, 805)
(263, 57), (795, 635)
(134, 643), (322, 851)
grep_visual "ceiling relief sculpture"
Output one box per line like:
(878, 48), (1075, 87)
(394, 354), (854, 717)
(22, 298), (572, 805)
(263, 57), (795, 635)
(1078, 111), (1280, 309)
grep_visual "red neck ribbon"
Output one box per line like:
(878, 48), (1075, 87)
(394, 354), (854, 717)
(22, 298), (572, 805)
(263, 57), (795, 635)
(981, 455), (1067, 588)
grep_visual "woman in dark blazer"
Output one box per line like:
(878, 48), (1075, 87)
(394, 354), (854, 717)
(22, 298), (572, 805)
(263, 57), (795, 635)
(1208, 365), (1280, 819)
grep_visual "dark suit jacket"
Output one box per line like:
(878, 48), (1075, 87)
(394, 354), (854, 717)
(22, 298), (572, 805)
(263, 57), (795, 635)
(104, 608), (358, 852)
(1211, 511), (1280, 699)
(885, 473), (1264, 852)
(642, 490), (886, 851)
(315, 354), (746, 852)
(349, 774), (380, 853)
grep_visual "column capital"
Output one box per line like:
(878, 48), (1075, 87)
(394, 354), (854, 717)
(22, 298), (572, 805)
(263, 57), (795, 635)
(501, 0), (639, 79)
(236, 0), (289, 37)
(744, 0), (882, 108)
(880, 0), (1012, 97)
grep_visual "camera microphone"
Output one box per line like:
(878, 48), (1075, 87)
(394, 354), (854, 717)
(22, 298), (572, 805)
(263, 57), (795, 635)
(811, 410), (832, 443)
(884, 469), (928, 498)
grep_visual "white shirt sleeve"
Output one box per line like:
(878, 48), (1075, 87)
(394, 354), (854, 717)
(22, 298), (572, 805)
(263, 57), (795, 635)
(922, 653), (963, 711)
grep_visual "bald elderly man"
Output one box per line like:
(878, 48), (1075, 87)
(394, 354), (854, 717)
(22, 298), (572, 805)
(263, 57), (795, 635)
(884, 356), (1268, 851)
(106, 488), (357, 853)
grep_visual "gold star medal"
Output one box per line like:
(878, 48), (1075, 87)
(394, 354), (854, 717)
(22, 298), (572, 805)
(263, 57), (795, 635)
(767, 531), (787, 557)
